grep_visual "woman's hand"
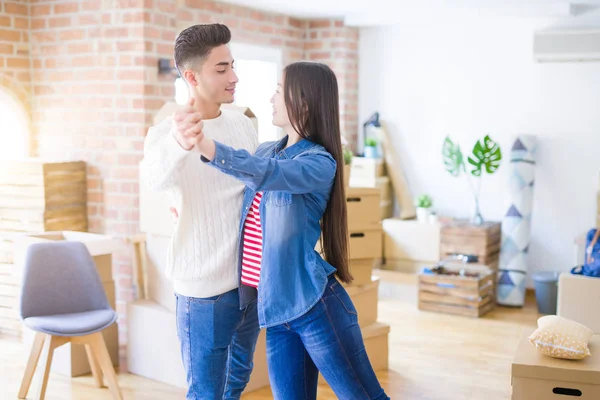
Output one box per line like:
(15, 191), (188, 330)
(173, 97), (204, 150)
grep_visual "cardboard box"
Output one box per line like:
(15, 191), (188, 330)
(383, 218), (440, 270)
(557, 272), (600, 334)
(376, 176), (393, 204)
(349, 225), (383, 260)
(127, 300), (269, 392)
(139, 164), (175, 237)
(511, 330), (600, 399)
(145, 233), (176, 313)
(347, 259), (378, 287)
(380, 201), (394, 220)
(346, 187), (381, 229)
(13, 231), (121, 282)
(349, 157), (386, 188)
(318, 322), (390, 385)
(362, 322), (390, 371)
(346, 277), (379, 328)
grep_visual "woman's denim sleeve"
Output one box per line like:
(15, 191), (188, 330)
(204, 141), (336, 194)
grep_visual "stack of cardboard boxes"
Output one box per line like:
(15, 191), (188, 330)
(0, 160), (88, 337)
(349, 156), (393, 221)
(344, 183), (389, 372)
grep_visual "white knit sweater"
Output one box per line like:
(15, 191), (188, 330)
(140, 109), (259, 298)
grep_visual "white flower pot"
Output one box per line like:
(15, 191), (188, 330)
(428, 213), (438, 224)
(416, 207), (430, 223)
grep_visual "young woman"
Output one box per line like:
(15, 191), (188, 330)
(184, 61), (389, 400)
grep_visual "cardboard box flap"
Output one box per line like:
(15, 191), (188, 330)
(344, 276), (379, 296)
(512, 330), (600, 385)
(362, 322), (390, 339)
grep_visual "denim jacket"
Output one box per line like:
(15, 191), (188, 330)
(204, 136), (338, 328)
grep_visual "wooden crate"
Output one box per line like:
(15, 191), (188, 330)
(418, 265), (495, 318)
(0, 160), (88, 233)
(0, 301), (22, 336)
(0, 235), (14, 264)
(440, 220), (501, 270)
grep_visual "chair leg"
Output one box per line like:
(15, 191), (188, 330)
(87, 332), (123, 400)
(85, 343), (105, 388)
(18, 332), (46, 399)
(36, 334), (56, 400)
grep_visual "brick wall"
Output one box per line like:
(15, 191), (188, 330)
(1, 0), (359, 345)
(0, 0), (31, 151)
(30, 2), (155, 327)
(304, 20), (359, 148)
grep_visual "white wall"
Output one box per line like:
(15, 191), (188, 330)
(359, 14), (600, 281)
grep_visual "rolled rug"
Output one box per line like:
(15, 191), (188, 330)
(497, 135), (537, 307)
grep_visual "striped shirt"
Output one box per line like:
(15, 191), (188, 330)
(241, 192), (264, 288)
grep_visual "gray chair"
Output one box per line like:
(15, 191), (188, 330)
(17, 241), (123, 400)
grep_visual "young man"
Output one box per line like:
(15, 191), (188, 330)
(139, 24), (260, 400)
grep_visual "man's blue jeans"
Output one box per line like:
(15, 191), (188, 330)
(266, 275), (390, 400)
(175, 288), (260, 400)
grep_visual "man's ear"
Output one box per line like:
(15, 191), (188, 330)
(183, 69), (198, 87)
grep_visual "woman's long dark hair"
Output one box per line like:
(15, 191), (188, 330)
(283, 61), (352, 284)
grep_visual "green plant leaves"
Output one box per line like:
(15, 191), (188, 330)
(467, 135), (502, 177)
(416, 194), (433, 208)
(343, 146), (353, 165)
(442, 136), (464, 177)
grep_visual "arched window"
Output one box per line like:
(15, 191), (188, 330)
(0, 88), (29, 159)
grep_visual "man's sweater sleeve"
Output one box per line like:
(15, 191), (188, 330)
(139, 117), (189, 191)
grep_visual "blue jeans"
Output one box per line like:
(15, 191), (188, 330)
(175, 288), (260, 400)
(266, 275), (390, 400)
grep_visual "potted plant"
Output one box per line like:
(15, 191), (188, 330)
(342, 145), (353, 187)
(415, 194), (433, 223)
(442, 134), (502, 225)
(364, 137), (379, 158)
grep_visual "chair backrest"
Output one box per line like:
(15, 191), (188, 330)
(19, 241), (111, 320)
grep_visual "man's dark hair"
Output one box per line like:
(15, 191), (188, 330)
(174, 24), (231, 72)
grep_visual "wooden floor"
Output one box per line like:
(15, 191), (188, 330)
(1, 270), (540, 399)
